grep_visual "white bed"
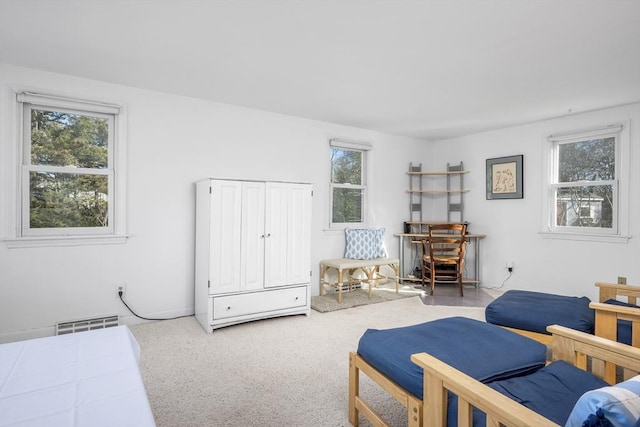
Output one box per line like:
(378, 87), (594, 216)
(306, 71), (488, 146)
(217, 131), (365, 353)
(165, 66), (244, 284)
(0, 325), (155, 427)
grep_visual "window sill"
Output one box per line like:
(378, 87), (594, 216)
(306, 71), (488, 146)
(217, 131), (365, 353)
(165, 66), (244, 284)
(538, 231), (631, 244)
(323, 224), (370, 234)
(323, 227), (346, 235)
(4, 234), (129, 248)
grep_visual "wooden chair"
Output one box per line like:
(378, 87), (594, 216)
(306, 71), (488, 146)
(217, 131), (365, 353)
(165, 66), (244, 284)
(421, 223), (467, 296)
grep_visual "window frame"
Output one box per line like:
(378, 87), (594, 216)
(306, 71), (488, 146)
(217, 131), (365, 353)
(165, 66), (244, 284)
(328, 138), (371, 230)
(540, 123), (630, 243)
(3, 89), (128, 248)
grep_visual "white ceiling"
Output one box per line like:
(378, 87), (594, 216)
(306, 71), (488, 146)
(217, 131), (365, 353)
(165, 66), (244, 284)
(1, 0), (639, 140)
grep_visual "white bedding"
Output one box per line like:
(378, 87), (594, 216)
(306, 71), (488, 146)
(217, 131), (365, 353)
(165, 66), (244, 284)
(0, 326), (155, 427)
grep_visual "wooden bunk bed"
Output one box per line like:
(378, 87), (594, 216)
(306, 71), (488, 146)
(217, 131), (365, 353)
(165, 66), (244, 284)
(348, 286), (640, 427)
(349, 317), (547, 427)
(411, 324), (640, 427)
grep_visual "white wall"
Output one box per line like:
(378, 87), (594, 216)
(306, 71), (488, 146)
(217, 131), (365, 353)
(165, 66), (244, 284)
(1, 63), (637, 342)
(433, 103), (640, 300)
(0, 64), (426, 342)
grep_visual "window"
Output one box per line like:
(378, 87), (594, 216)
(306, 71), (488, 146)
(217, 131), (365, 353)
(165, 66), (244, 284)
(544, 124), (628, 241)
(329, 139), (371, 228)
(5, 91), (127, 247)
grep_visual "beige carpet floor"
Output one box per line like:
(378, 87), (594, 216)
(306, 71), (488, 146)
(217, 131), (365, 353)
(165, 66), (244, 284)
(130, 297), (486, 427)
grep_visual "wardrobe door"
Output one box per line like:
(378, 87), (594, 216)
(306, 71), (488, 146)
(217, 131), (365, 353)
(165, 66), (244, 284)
(286, 183), (312, 285)
(264, 182), (288, 288)
(209, 180), (242, 295)
(240, 182), (265, 291)
(264, 183), (311, 288)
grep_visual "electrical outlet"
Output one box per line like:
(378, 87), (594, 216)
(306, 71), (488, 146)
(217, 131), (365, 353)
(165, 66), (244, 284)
(618, 276), (627, 285)
(116, 284), (126, 297)
(506, 261), (514, 272)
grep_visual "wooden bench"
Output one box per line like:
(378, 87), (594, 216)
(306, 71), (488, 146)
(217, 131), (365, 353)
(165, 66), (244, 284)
(319, 258), (400, 303)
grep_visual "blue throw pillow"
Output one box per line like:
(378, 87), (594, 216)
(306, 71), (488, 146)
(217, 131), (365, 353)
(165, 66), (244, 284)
(344, 228), (387, 260)
(565, 375), (640, 427)
(582, 409), (614, 427)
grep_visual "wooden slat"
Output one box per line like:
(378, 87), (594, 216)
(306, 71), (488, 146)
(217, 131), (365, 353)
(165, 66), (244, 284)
(596, 282), (640, 304)
(354, 397), (390, 427)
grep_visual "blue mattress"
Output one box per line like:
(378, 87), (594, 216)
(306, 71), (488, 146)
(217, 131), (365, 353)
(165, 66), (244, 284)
(356, 316), (547, 399)
(447, 360), (609, 426)
(485, 290), (595, 334)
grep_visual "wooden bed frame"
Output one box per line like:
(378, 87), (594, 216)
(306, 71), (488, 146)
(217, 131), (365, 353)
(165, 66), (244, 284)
(502, 281), (640, 345)
(348, 282), (640, 427)
(349, 351), (423, 427)
(411, 324), (640, 427)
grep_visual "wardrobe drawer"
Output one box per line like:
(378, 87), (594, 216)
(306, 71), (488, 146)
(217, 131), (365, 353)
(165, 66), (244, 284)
(212, 286), (307, 320)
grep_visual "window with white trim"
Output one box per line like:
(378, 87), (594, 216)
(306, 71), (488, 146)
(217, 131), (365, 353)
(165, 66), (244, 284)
(7, 91), (127, 246)
(545, 124), (624, 238)
(329, 139), (371, 228)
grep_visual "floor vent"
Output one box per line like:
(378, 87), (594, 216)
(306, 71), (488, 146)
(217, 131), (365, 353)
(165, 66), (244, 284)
(56, 315), (119, 335)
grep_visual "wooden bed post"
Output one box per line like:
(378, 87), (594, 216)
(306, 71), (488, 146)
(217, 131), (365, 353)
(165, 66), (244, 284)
(423, 370), (445, 427)
(349, 352), (359, 426)
(407, 394), (422, 427)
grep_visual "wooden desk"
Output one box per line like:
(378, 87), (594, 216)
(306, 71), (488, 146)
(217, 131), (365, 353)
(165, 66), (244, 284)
(394, 232), (486, 286)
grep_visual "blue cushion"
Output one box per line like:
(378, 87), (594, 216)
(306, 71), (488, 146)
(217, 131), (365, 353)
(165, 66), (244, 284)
(344, 228), (387, 260)
(447, 360), (610, 426)
(357, 317), (547, 399)
(485, 290), (594, 334)
(565, 375), (640, 427)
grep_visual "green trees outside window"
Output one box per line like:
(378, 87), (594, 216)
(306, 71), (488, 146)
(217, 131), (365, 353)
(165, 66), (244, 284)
(330, 147), (365, 224)
(555, 137), (615, 229)
(28, 109), (110, 229)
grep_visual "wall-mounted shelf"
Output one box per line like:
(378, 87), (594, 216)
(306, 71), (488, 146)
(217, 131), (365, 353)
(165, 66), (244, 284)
(407, 170), (468, 176)
(407, 162), (467, 224)
(407, 189), (470, 194)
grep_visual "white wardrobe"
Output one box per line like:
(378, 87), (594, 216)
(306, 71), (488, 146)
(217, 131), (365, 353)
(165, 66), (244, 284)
(195, 179), (312, 332)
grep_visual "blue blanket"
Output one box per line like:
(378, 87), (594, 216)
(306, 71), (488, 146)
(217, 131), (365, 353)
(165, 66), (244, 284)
(357, 316), (547, 399)
(447, 360), (609, 426)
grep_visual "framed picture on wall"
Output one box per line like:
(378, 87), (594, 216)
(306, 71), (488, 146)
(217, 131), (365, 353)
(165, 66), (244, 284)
(486, 155), (523, 199)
